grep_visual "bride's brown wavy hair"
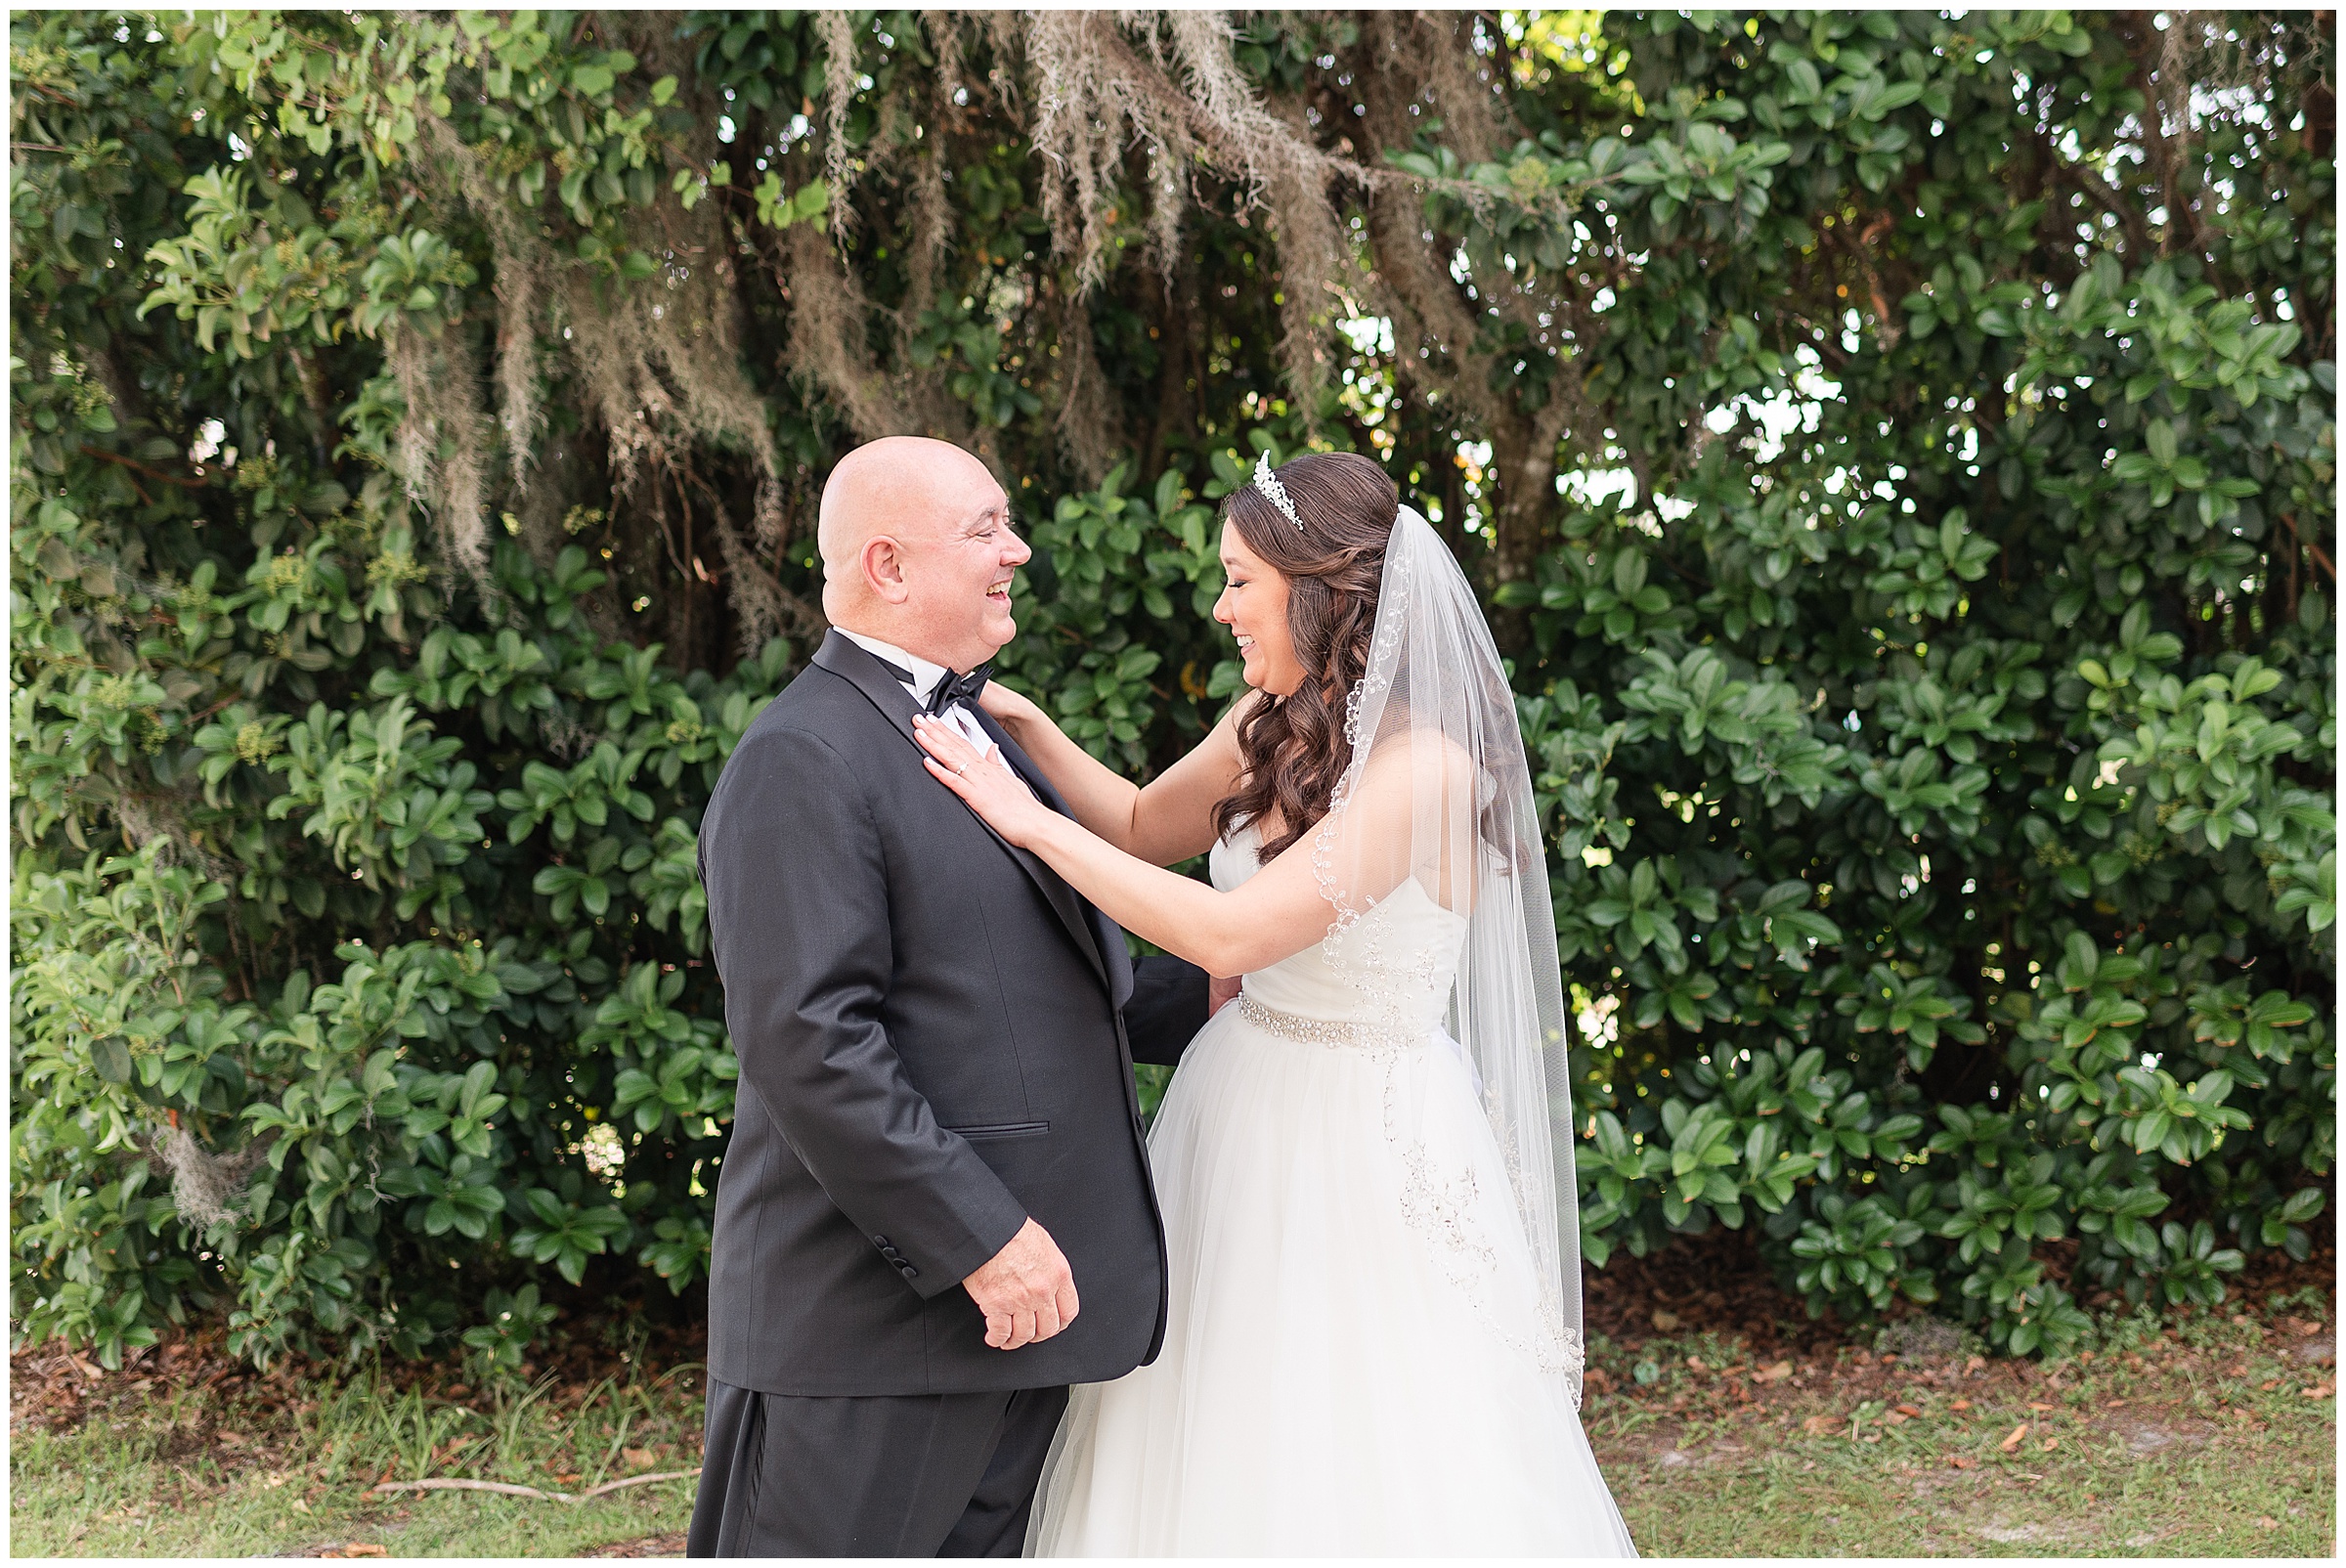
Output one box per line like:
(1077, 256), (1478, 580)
(1211, 451), (1401, 860)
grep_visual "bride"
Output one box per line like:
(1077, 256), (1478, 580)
(911, 451), (1636, 1557)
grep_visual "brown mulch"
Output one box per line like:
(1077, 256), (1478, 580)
(9, 1328), (244, 1439)
(2199, 1231), (2337, 1314)
(13, 1236), (2331, 1451)
(1583, 1221), (2337, 1362)
(9, 1310), (712, 1441)
(1575, 1234), (2335, 1456)
(1583, 1222), (1855, 1358)
(20, 1240), (1845, 1445)
(582, 1529), (689, 1557)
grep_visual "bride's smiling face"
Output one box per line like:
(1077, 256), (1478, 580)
(1214, 521), (1306, 697)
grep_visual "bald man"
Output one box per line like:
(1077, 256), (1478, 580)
(688, 437), (1209, 1556)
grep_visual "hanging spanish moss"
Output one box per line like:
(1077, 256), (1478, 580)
(375, 9), (1537, 638)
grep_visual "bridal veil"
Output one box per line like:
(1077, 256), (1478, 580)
(1309, 501), (1589, 1400)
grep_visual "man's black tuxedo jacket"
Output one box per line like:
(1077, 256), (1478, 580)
(696, 631), (1207, 1397)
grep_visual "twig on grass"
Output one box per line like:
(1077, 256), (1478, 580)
(367, 1470), (697, 1504)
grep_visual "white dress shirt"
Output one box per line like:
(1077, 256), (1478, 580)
(836, 630), (1038, 801)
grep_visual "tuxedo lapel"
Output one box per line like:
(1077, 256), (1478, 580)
(971, 708), (1136, 1012)
(812, 631), (924, 750)
(811, 632), (1112, 993)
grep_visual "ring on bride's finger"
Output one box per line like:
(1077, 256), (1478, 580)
(956, 762), (972, 777)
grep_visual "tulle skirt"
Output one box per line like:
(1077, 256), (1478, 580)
(1026, 1001), (1636, 1557)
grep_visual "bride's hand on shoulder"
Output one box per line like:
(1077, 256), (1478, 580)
(913, 715), (1057, 849)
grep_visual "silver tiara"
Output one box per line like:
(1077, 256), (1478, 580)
(1252, 452), (1304, 532)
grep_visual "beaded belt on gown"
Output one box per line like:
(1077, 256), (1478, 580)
(1233, 991), (1420, 1048)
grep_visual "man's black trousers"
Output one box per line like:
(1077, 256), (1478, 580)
(686, 1378), (1071, 1557)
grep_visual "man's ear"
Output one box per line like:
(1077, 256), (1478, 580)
(862, 535), (911, 604)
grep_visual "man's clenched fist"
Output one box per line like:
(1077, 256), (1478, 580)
(962, 1216), (1079, 1350)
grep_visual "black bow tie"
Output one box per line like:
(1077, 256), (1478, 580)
(925, 665), (991, 718)
(870, 653), (991, 718)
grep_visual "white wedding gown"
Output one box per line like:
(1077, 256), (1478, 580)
(1027, 825), (1636, 1557)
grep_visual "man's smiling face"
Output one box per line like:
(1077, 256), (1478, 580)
(815, 436), (1033, 674)
(901, 464), (1030, 674)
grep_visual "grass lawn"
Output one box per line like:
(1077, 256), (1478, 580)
(1584, 1299), (2336, 1557)
(11, 1284), (2332, 1557)
(9, 1355), (706, 1559)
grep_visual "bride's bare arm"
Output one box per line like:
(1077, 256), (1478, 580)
(980, 683), (1254, 866)
(914, 714), (1454, 976)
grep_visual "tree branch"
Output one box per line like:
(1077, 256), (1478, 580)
(369, 1470), (698, 1504)
(81, 446), (207, 489)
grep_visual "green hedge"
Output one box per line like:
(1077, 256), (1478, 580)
(11, 10), (2332, 1371)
